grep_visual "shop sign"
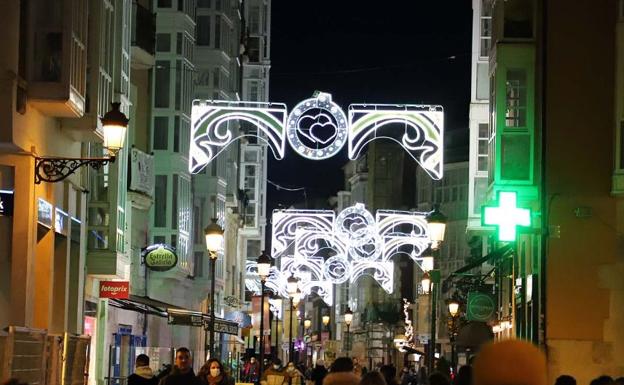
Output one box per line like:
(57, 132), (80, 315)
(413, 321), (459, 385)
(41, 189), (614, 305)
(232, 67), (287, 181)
(213, 320), (239, 335)
(129, 148), (155, 197)
(466, 292), (496, 322)
(55, 208), (69, 236)
(0, 190), (14, 216)
(142, 244), (178, 272)
(99, 281), (130, 299)
(37, 198), (53, 228)
(168, 310), (204, 326)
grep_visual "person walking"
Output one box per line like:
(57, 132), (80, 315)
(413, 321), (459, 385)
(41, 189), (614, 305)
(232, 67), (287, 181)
(286, 362), (305, 385)
(311, 360), (328, 385)
(243, 357), (260, 383)
(128, 354), (159, 385)
(324, 358), (359, 385)
(361, 372), (387, 385)
(198, 358), (234, 385)
(159, 348), (202, 385)
(261, 358), (288, 385)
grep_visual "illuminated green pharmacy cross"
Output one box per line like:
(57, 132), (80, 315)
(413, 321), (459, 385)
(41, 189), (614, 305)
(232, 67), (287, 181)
(482, 191), (531, 242)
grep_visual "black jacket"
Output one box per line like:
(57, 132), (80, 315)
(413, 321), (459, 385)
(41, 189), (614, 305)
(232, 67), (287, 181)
(310, 366), (328, 385)
(159, 368), (202, 385)
(128, 374), (159, 385)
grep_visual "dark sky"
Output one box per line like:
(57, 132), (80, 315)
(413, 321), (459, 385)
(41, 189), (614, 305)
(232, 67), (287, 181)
(266, 0), (473, 212)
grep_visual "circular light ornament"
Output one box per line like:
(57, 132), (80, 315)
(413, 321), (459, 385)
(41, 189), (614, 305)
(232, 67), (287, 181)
(323, 255), (351, 284)
(286, 92), (348, 160)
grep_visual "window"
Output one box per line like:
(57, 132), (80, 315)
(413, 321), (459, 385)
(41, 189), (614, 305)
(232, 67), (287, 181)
(174, 116), (180, 152)
(154, 175), (167, 227)
(505, 69), (527, 128)
(213, 68), (220, 88)
(154, 61), (170, 108)
(249, 6), (260, 33)
(214, 15), (221, 49)
(476, 63), (489, 100)
(194, 252), (204, 277)
(197, 0), (210, 7)
(175, 60), (181, 110)
(153, 117), (169, 150)
(172, 174), (178, 229)
(197, 16), (211, 46)
(156, 34), (171, 52)
(177, 0), (183, 11)
(158, 0), (172, 7)
(176, 33), (182, 55)
(477, 123), (489, 172)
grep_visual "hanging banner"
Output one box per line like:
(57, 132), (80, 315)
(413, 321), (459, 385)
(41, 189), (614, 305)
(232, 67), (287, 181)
(99, 281), (130, 299)
(252, 295), (271, 353)
(129, 148), (155, 197)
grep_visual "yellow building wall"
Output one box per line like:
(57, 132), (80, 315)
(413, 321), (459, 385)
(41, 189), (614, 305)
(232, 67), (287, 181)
(544, 0), (622, 383)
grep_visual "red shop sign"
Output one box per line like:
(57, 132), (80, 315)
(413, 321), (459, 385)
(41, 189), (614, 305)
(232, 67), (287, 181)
(100, 281), (130, 299)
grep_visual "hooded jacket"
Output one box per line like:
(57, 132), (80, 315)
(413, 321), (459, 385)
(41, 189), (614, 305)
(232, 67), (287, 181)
(128, 366), (159, 385)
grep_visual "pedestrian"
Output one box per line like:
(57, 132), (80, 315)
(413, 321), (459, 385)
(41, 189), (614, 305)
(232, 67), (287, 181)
(361, 372), (387, 385)
(286, 362), (305, 385)
(311, 360), (329, 385)
(323, 367), (360, 385)
(128, 354), (159, 385)
(554, 375), (575, 385)
(159, 348), (202, 385)
(400, 367), (413, 385)
(590, 377), (614, 385)
(453, 366), (472, 385)
(473, 340), (547, 385)
(243, 356), (260, 383)
(261, 358), (288, 385)
(429, 373), (450, 385)
(330, 358), (354, 373)
(379, 365), (399, 385)
(353, 358), (363, 378)
(198, 358), (234, 385)
(615, 378), (624, 385)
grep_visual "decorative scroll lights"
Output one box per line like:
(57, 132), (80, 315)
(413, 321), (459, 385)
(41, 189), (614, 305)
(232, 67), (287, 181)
(246, 203), (432, 305)
(190, 92), (444, 180)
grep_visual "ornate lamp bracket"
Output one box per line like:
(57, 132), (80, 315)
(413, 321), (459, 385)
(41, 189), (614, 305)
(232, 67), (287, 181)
(34, 155), (116, 184)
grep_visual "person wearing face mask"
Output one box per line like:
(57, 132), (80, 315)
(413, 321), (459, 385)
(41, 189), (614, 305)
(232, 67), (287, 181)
(198, 358), (234, 385)
(285, 362), (304, 385)
(261, 358), (288, 385)
(243, 356), (260, 383)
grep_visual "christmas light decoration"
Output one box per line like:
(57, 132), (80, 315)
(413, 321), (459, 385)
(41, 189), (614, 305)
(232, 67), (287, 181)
(190, 100), (287, 173)
(190, 93), (444, 180)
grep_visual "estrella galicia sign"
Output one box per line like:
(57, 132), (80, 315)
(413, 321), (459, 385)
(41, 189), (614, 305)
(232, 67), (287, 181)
(142, 244), (178, 272)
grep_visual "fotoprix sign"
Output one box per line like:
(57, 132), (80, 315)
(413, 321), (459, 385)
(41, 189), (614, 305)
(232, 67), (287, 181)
(100, 281), (130, 299)
(142, 244), (178, 272)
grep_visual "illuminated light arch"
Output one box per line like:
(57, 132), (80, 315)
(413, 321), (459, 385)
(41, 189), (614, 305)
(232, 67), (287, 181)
(348, 104), (444, 180)
(190, 101), (287, 173)
(189, 93), (445, 180)
(264, 203), (432, 305)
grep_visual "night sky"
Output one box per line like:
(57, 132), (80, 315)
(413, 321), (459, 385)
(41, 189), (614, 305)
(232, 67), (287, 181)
(266, 0), (473, 213)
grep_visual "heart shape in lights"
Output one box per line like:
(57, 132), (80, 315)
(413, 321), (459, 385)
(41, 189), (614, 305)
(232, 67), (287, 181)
(298, 113), (338, 145)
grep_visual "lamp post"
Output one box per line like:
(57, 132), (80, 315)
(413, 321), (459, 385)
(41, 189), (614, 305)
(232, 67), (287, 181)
(35, 102), (129, 183)
(257, 251), (272, 378)
(447, 299), (460, 374)
(344, 307), (353, 357)
(424, 204), (447, 375)
(273, 297), (283, 357)
(205, 218), (224, 358)
(287, 276), (299, 363)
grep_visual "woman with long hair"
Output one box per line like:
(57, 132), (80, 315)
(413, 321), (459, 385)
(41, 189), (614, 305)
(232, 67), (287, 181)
(198, 358), (234, 385)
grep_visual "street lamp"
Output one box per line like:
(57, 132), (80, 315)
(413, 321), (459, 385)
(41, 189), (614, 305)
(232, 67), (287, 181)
(447, 298), (461, 375)
(35, 102), (129, 183)
(421, 272), (431, 295)
(322, 315), (330, 328)
(257, 251), (272, 377)
(448, 300), (460, 318)
(287, 276), (299, 363)
(304, 319), (312, 330)
(424, 204), (447, 375)
(272, 297), (283, 356)
(426, 204), (447, 250)
(344, 307), (353, 356)
(204, 218), (224, 358)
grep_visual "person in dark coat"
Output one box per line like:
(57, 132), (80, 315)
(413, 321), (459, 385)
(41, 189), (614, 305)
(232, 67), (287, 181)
(128, 354), (159, 385)
(198, 358), (234, 385)
(311, 360), (329, 385)
(159, 347), (202, 385)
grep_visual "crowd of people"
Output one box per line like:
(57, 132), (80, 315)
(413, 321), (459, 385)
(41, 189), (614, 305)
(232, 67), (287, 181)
(3, 340), (623, 385)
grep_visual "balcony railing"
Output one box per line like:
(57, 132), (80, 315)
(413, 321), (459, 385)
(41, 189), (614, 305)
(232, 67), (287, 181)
(131, 2), (155, 56)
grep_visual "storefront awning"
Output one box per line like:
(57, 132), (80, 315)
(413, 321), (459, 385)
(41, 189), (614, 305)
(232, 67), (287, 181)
(108, 295), (239, 335)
